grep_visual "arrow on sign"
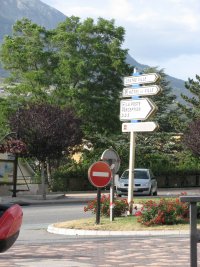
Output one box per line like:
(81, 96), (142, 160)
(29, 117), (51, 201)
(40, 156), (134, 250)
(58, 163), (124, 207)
(122, 122), (159, 132)
(120, 98), (157, 121)
(122, 85), (162, 97)
(124, 73), (160, 86)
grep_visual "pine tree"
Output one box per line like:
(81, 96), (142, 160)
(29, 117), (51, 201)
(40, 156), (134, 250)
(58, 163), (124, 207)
(178, 74), (200, 121)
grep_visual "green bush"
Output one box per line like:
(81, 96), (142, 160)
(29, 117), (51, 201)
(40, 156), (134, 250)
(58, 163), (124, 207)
(138, 198), (189, 226)
(51, 160), (91, 191)
(84, 194), (129, 217)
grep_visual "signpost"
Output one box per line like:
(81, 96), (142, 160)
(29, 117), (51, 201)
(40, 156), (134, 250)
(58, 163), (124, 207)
(121, 71), (160, 214)
(88, 161), (112, 224)
(123, 73), (160, 86)
(122, 85), (161, 98)
(122, 121), (159, 132)
(120, 98), (157, 121)
(101, 148), (120, 222)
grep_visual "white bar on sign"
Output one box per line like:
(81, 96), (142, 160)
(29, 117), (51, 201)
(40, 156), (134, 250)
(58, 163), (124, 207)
(93, 171), (109, 177)
(122, 122), (158, 132)
(122, 85), (161, 97)
(123, 73), (160, 86)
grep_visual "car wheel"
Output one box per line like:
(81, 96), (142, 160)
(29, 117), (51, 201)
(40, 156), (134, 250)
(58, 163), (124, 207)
(149, 188), (153, 196)
(117, 194), (122, 197)
(153, 190), (158, 196)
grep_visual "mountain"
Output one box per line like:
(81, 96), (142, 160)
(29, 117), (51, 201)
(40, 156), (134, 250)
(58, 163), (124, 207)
(0, 0), (66, 77)
(0, 0), (66, 40)
(0, 0), (187, 102)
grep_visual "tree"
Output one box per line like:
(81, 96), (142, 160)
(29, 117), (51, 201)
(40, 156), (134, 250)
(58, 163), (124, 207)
(0, 18), (56, 101)
(178, 75), (200, 122)
(142, 67), (178, 132)
(0, 17), (132, 137)
(8, 103), (83, 199)
(184, 119), (200, 157)
(51, 16), (132, 135)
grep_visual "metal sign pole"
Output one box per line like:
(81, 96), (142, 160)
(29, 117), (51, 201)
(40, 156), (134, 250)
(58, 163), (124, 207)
(110, 169), (115, 221)
(96, 188), (101, 225)
(127, 131), (136, 214)
(127, 69), (137, 215)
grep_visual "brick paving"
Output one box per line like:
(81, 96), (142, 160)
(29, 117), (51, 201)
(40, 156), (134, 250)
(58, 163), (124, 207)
(0, 236), (198, 267)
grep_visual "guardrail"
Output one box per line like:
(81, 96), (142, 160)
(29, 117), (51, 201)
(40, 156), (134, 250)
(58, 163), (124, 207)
(180, 196), (200, 267)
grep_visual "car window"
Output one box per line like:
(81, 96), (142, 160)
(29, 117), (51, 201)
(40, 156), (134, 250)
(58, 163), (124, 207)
(121, 170), (129, 179)
(134, 170), (149, 179)
(120, 170), (149, 179)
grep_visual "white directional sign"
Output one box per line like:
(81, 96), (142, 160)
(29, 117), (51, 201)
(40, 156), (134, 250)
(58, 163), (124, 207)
(120, 98), (157, 121)
(124, 73), (160, 86)
(122, 85), (161, 98)
(122, 122), (159, 132)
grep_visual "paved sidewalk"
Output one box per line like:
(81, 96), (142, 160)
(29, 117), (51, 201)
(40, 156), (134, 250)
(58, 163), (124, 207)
(0, 236), (194, 267)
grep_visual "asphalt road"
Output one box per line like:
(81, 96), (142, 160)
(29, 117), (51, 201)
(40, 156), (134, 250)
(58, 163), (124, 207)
(18, 203), (92, 243)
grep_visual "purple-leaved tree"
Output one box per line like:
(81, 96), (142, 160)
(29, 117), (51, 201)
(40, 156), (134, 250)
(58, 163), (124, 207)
(184, 119), (200, 157)
(9, 103), (83, 199)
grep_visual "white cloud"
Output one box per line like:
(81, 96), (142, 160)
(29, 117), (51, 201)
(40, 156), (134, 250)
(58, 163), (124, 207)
(107, 0), (134, 20)
(41, 0), (200, 80)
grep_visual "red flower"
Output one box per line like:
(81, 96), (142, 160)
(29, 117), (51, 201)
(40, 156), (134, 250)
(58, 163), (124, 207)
(135, 211), (142, 216)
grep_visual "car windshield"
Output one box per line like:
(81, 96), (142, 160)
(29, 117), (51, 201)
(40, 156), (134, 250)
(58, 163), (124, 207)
(121, 170), (149, 180)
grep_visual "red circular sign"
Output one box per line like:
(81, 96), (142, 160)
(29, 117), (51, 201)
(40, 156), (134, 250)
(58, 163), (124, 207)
(88, 161), (112, 188)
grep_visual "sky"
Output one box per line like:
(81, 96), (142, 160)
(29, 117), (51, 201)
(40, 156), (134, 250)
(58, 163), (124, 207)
(41, 0), (200, 81)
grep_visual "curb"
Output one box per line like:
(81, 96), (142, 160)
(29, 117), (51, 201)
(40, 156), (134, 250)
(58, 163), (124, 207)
(47, 224), (190, 237)
(1, 197), (94, 206)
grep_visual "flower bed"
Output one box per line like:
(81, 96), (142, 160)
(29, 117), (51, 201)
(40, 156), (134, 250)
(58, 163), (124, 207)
(138, 198), (189, 226)
(84, 194), (129, 217)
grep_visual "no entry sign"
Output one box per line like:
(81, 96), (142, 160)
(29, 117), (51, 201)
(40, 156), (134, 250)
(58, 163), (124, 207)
(88, 161), (112, 188)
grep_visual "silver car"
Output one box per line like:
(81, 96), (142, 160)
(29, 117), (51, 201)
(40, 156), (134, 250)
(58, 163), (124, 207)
(116, 168), (157, 197)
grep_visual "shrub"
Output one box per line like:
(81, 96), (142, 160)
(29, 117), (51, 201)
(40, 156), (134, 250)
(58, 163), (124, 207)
(51, 160), (92, 191)
(138, 198), (189, 226)
(84, 194), (129, 217)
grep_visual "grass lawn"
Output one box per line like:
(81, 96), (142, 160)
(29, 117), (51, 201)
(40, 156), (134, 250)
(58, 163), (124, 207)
(54, 216), (194, 231)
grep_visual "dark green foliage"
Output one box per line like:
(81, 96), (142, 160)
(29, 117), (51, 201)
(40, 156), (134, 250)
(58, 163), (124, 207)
(179, 75), (200, 121)
(0, 17), (132, 137)
(51, 160), (91, 192)
(142, 67), (178, 132)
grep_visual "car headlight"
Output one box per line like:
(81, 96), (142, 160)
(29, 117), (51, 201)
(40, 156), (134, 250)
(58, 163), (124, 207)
(118, 182), (123, 187)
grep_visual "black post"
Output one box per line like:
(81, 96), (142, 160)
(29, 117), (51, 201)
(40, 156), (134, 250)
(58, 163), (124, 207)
(12, 154), (18, 197)
(190, 202), (197, 267)
(96, 188), (101, 225)
(180, 196), (200, 267)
